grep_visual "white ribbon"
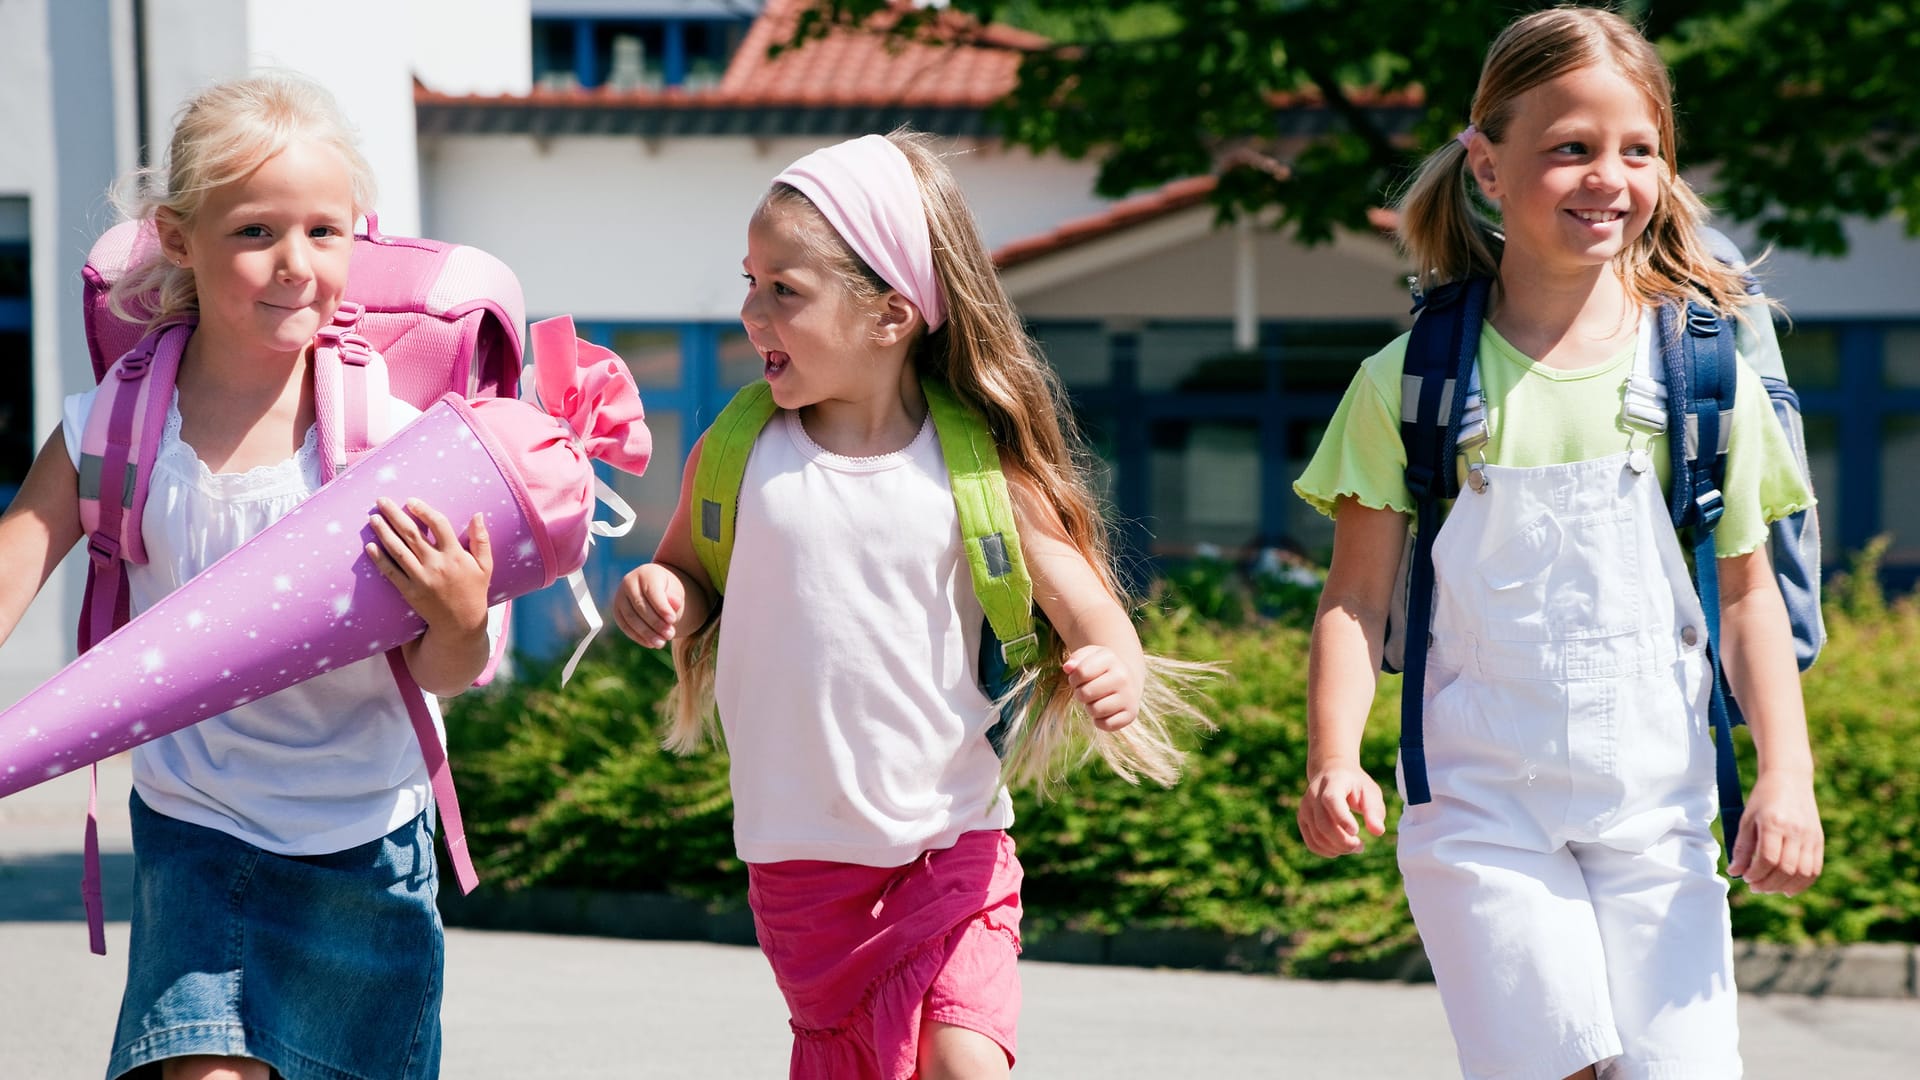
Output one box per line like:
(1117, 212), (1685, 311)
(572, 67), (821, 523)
(558, 475), (638, 685)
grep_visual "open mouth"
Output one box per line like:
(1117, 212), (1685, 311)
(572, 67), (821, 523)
(764, 350), (791, 377)
(1568, 209), (1627, 224)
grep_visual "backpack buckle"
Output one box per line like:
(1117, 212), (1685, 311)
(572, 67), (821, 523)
(998, 632), (1039, 665)
(86, 533), (121, 567)
(331, 300), (365, 329)
(1686, 305), (1720, 337)
(1694, 487), (1725, 530)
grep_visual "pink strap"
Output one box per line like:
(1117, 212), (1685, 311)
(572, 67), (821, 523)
(313, 302), (376, 482)
(83, 763), (105, 955)
(385, 649), (478, 894)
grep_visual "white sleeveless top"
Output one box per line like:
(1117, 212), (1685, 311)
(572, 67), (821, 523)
(716, 409), (1015, 867)
(63, 387), (440, 856)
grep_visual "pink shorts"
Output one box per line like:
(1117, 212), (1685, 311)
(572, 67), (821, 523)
(747, 830), (1024, 1080)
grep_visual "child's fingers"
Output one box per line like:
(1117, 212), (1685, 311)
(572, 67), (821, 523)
(1353, 782), (1387, 838)
(1070, 666), (1126, 705)
(1726, 812), (1759, 879)
(1299, 780), (1363, 856)
(1082, 693), (1135, 731)
(365, 513), (421, 581)
(1062, 645), (1110, 684)
(466, 513), (493, 575)
(403, 499), (458, 552)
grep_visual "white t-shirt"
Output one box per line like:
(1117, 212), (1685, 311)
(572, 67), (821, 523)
(715, 409), (1015, 867)
(63, 386), (443, 855)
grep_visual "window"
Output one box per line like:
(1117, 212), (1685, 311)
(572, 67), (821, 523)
(531, 13), (750, 91)
(0, 198), (29, 510)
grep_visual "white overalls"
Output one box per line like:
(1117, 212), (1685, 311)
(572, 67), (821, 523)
(1396, 325), (1742, 1080)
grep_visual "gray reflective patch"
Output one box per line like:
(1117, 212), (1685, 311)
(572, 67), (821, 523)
(1399, 376), (1458, 424)
(76, 454), (103, 501)
(981, 532), (1011, 578)
(701, 499), (722, 542)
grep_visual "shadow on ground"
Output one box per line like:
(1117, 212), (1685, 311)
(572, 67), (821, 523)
(0, 853), (135, 920)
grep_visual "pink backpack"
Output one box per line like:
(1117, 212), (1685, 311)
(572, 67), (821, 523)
(70, 213), (525, 952)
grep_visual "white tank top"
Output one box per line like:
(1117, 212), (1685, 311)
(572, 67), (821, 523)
(716, 409), (1015, 867)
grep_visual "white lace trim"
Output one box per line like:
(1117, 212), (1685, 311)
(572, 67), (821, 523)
(154, 391), (321, 499)
(786, 408), (934, 472)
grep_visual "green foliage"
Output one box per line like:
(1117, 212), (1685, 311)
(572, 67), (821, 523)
(788, 0), (1920, 254)
(449, 555), (1920, 972)
(1726, 540), (1920, 943)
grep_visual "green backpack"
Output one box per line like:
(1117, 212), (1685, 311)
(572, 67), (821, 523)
(689, 378), (1047, 747)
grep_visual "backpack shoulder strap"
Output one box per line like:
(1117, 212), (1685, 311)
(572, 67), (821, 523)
(1659, 293), (1748, 849)
(921, 378), (1040, 669)
(1394, 275), (1491, 806)
(312, 301), (391, 482)
(1660, 294), (1738, 534)
(76, 322), (191, 651)
(690, 381), (779, 595)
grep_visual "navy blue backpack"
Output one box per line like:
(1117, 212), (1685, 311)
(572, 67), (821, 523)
(1387, 231), (1824, 851)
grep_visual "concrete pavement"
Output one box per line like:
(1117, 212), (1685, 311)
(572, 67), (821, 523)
(3, 757), (1917, 1078)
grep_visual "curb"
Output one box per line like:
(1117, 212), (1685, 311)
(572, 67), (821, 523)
(439, 886), (1918, 1000)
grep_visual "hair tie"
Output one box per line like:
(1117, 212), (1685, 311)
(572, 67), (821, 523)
(1454, 124), (1478, 150)
(773, 134), (947, 332)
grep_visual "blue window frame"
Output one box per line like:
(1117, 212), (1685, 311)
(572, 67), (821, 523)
(0, 222), (31, 512)
(531, 14), (749, 91)
(1782, 318), (1920, 591)
(510, 319), (752, 661)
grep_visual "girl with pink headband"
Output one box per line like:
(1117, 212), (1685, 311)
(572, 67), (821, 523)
(614, 130), (1212, 1079)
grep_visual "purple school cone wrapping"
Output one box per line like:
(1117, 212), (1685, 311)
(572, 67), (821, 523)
(0, 316), (646, 911)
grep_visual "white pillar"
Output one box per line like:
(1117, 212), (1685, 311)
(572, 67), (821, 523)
(1234, 214), (1257, 352)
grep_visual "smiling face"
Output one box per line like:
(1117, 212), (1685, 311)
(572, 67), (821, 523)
(159, 138), (356, 364)
(738, 200), (893, 412)
(1469, 62), (1665, 276)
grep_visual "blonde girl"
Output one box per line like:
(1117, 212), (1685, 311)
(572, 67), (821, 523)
(0, 73), (492, 1080)
(614, 131), (1209, 1079)
(1295, 8), (1822, 1080)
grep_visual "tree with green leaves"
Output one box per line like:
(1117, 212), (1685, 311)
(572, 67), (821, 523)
(789, 0), (1918, 254)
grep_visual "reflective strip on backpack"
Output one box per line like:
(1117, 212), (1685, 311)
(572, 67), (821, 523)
(921, 379), (1041, 669)
(690, 381), (779, 595)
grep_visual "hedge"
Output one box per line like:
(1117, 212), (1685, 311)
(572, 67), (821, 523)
(445, 546), (1919, 974)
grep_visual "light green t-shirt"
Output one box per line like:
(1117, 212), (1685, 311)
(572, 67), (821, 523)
(1294, 321), (1813, 557)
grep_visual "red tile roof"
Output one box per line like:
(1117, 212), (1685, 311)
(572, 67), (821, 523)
(720, 0), (1045, 107)
(993, 175), (1401, 270)
(995, 176), (1220, 270)
(415, 0), (1043, 111)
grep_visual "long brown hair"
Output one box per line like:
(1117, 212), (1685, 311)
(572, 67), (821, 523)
(664, 130), (1213, 789)
(1395, 6), (1753, 314)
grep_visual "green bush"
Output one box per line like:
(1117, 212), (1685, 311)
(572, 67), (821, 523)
(447, 552), (1920, 972)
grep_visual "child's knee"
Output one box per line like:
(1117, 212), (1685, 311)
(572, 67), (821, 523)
(917, 1019), (1011, 1080)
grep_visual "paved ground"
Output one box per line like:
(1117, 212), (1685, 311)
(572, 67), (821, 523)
(3, 757), (1917, 1077)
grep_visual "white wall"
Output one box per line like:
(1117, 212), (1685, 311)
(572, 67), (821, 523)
(411, 0), (532, 96)
(419, 134), (1115, 321)
(246, 0), (424, 235)
(1009, 210), (1414, 324)
(1718, 215), (1920, 320)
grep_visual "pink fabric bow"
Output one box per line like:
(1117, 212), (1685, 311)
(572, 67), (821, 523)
(531, 315), (652, 473)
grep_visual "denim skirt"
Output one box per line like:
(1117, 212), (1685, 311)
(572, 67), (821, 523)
(107, 793), (444, 1080)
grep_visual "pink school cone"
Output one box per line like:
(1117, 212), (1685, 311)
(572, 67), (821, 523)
(0, 316), (648, 800)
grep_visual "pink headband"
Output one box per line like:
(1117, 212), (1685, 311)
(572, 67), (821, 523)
(773, 134), (947, 332)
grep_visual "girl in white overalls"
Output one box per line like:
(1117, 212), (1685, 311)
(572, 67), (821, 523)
(1295, 9), (1824, 1080)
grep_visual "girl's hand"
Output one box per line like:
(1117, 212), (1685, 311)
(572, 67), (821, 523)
(1728, 770), (1823, 895)
(366, 497), (492, 634)
(614, 563), (686, 649)
(1063, 643), (1141, 731)
(1299, 762), (1387, 857)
